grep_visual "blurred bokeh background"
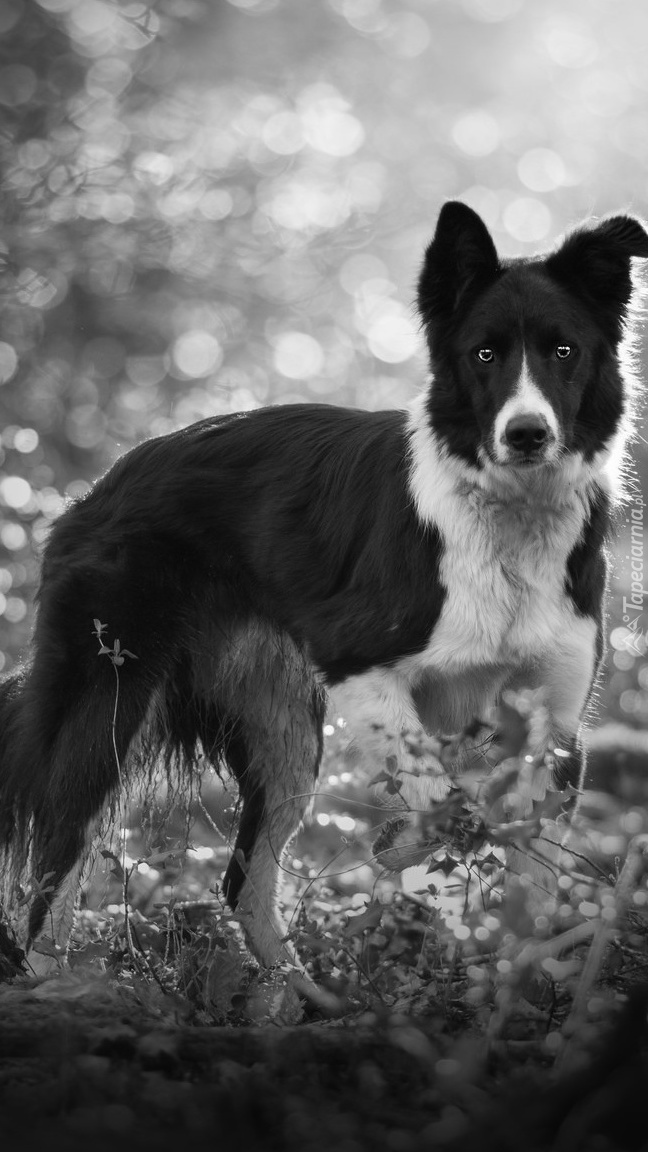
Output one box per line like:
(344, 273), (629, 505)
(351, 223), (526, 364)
(1, 0), (648, 725)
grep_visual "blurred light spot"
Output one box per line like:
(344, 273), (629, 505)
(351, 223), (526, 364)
(300, 87), (365, 157)
(518, 148), (566, 193)
(539, 16), (598, 68)
(340, 254), (388, 294)
(66, 480), (91, 500)
(327, 774), (340, 785)
(187, 846), (214, 860)
(328, 0), (387, 36)
(611, 625), (644, 656)
(502, 197), (551, 242)
(226, 0), (278, 9)
(340, 772), (352, 783)
(18, 140), (51, 170)
(621, 811), (644, 835)
(38, 488), (65, 517)
(172, 331), (223, 378)
(334, 815), (355, 832)
(461, 0), (522, 19)
(578, 901), (599, 919)
(620, 689), (641, 714)
(13, 429), (39, 454)
(0, 522), (27, 550)
(17, 269), (63, 310)
(0, 2), (22, 33)
(385, 12), (430, 58)
(323, 724), (335, 736)
(199, 189), (234, 220)
(262, 111), (304, 155)
(613, 649), (637, 670)
(0, 64), (37, 107)
(133, 151), (174, 186)
(86, 57), (133, 97)
(266, 179), (350, 231)
(0, 343), (18, 385)
(0, 569), (10, 593)
(316, 813), (331, 826)
(101, 193), (135, 224)
(173, 388), (218, 425)
(3, 597), (26, 623)
(65, 406), (107, 450)
(366, 306), (419, 364)
(600, 834), (626, 856)
(69, 0), (117, 37)
(347, 161), (385, 213)
(580, 71), (631, 118)
(452, 110), (500, 157)
(273, 332), (324, 379)
(0, 477), (32, 509)
(159, 187), (204, 220)
(126, 356), (166, 387)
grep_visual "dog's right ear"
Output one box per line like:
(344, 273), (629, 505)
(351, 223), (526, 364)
(418, 201), (500, 324)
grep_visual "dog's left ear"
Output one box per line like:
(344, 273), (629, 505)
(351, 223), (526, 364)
(546, 215), (648, 334)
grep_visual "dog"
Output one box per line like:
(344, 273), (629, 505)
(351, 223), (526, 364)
(1, 200), (647, 971)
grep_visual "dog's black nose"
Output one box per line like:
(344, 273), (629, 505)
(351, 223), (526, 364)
(504, 414), (550, 454)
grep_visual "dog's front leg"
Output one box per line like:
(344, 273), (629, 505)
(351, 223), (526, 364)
(505, 618), (599, 911)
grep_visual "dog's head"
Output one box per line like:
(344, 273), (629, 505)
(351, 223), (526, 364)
(418, 201), (648, 482)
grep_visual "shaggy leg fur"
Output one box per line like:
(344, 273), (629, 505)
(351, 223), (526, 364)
(197, 623), (326, 966)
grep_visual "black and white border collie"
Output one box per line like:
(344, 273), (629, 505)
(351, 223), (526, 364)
(1, 201), (647, 970)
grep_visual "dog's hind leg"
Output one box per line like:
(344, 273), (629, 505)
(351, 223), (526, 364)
(214, 624), (326, 968)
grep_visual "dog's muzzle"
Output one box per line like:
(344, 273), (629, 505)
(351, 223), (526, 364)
(501, 413), (554, 462)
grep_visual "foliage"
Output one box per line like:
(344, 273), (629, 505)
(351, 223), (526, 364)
(3, 698), (648, 1148)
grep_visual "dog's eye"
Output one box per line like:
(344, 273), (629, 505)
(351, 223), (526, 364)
(476, 348), (494, 364)
(556, 345), (572, 359)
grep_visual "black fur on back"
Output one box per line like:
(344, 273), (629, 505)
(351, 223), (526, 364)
(0, 403), (445, 939)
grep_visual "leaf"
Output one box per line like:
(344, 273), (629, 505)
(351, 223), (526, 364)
(141, 849), (186, 867)
(384, 776), (403, 795)
(100, 848), (125, 882)
(31, 936), (62, 959)
(29, 871), (56, 898)
(342, 900), (384, 938)
(121, 649), (138, 660)
(427, 853), (460, 877)
(368, 769), (395, 787)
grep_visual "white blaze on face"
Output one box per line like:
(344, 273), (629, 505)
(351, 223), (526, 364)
(493, 352), (560, 464)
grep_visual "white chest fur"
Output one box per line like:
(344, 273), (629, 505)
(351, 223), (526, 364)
(417, 479), (587, 665)
(399, 401), (600, 733)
